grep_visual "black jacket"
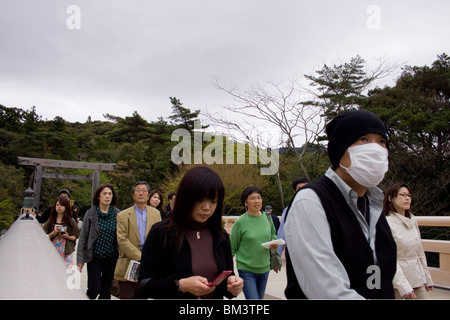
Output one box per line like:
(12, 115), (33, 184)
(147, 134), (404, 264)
(285, 176), (396, 299)
(137, 219), (236, 299)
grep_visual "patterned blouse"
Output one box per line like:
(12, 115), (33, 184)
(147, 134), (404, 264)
(93, 205), (118, 259)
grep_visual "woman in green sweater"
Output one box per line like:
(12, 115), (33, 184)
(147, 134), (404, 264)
(230, 186), (279, 299)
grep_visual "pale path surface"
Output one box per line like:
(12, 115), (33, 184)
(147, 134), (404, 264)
(77, 249), (450, 300)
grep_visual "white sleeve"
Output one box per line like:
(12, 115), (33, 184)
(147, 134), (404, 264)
(285, 188), (365, 299)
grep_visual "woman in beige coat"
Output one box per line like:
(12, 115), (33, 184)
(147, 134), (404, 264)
(383, 183), (433, 299)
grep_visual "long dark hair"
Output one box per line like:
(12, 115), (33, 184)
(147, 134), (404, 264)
(383, 183), (412, 218)
(45, 196), (73, 234)
(148, 189), (166, 215)
(167, 166), (225, 251)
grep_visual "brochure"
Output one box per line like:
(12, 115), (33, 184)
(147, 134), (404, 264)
(261, 239), (285, 249)
(125, 259), (140, 282)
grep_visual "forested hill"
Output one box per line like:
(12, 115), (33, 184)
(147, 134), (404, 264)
(1, 54), (449, 232)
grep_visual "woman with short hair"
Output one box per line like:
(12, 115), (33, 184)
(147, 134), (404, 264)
(77, 183), (121, 299)
(230, 186), (278, 299)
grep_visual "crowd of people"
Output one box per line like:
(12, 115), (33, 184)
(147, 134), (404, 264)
(36, 110), (434, 300)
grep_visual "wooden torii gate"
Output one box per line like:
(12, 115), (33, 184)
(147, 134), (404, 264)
(18, 157), (116, 209)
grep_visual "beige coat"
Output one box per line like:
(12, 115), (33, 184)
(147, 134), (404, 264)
(386, 212), (433, 296)
(114, 205), (161, 281)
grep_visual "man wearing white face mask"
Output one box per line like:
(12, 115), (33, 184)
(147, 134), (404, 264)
(284, 110), (397, 299)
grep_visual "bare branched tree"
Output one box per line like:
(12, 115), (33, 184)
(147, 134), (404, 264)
(204, 75), (325, 181)
(203, 56), (401, 208)
(203, 76), (325, 208)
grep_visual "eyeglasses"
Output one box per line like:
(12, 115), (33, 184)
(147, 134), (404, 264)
(397, 193), (412, 198)
(135, 189), (148, 194)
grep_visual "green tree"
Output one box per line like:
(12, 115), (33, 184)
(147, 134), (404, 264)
(146, 117), (179, 182)
(0, 105), (42, 134)
(22, 106), (42, 132)
(0, 162), (25, 229)
(0, 105), (25, 133)
(168, 97), (204, 131)
(365, 53), (450, 218)
(304, 55), (397, 122)
(104, 111), (153, 143)
(159, 163), (267, 216)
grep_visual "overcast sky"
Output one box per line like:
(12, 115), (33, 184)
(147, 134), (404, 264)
(1, 0), (449, 126)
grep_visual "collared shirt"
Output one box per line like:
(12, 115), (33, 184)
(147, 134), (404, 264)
(284, 167), (385, 299)
(134, 205), (147, 250)
(276, 206), (288, 255)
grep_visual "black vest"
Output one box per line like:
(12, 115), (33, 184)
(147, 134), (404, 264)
(284, 176), (396, 299)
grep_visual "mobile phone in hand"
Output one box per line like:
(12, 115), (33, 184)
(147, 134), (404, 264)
(207, 270), (232, 287)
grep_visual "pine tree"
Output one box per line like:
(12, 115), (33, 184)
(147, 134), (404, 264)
(304, 55), (372, 121)
(168, 97), (205, 131)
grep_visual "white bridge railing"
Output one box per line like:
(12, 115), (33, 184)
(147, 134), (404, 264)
(416, 216), (450, 289)
(0, 213), (87, 299)
(0, 213), (447, 298)
(224, 215), (450, 289)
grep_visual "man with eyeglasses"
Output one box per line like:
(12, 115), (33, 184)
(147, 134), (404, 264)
(114, 181), (161, 299)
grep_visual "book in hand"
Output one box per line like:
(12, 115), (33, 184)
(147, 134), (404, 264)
(125, 260), (140, 282)
(261, 239), (285, 249)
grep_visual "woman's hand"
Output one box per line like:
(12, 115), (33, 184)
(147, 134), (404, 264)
(48, 225), (60, 238)
(227, 275), (244, 297)
(179, 276), (215, 297)
(61, 232), (76, 241)
(273, 267), (281, 273)
(402, 290), (417, 299)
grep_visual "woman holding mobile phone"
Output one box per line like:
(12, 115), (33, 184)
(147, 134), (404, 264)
(137, 166), (243, 299)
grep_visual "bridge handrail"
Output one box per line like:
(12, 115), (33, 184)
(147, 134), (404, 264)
(0, 213), (87, 299)
(223, 215), (450, 288)
(1, 214), (446, 298)
(416, 216), (450, 289)
(416, 216), (450, 227)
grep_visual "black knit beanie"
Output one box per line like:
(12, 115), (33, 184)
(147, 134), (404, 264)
(58, 188), (71, 197)
(326, 110), (389, 169)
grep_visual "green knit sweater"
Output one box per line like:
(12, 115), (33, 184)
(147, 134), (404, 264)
(230, 212), (277, 274)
